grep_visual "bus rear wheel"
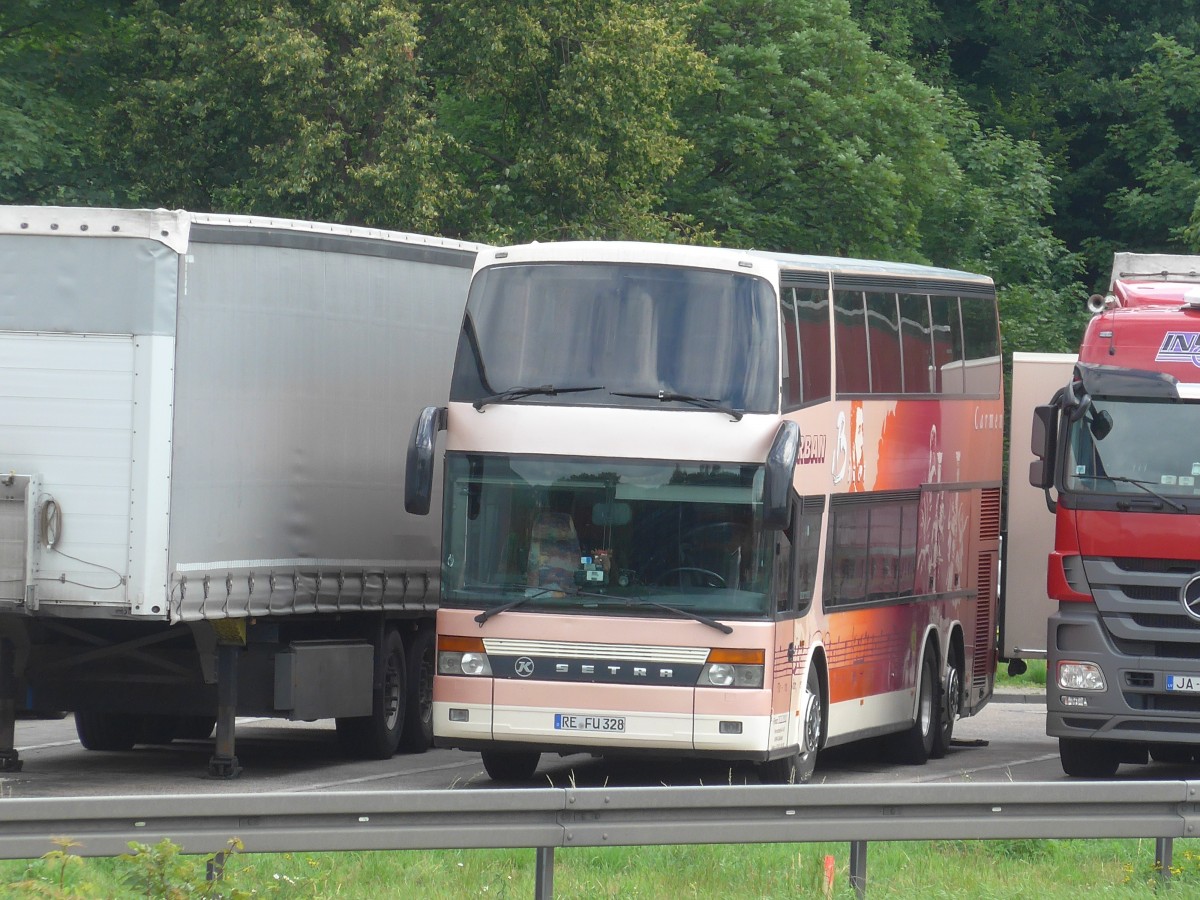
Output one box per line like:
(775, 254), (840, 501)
(931, 644), (961, 759)
(893, 648), (938, 764)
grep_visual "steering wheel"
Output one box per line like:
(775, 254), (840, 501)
(656, 567), (726, 588)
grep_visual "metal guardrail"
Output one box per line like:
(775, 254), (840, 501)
(0, 781), (1196, 897)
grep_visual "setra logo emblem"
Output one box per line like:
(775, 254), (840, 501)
(514, 657), (535, 677)
(1181, 575), (1200, 622)
(1155, 332), (1200, 368)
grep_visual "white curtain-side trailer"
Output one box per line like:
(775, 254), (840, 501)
(0, 206), (482, 776)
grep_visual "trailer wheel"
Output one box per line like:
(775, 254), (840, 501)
(481, 750), (541, 782)
(75, 711), (140, 752)
(177, 716), (216, 740)
(138, 714), (179, 744)
(1059, 737), (1121, 777)
(336, 628), (406, 759)
(400, 629), (435, 754)
(893, 647), (938, 764)
(931, 643), (961, 759)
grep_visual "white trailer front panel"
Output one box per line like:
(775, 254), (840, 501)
(1001, 351), (1076, 659)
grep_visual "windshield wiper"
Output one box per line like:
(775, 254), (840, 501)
(1079, 474), (1188, 512)
(473, 586), (561, 625)
(610, 389), (743, 422)
(473, 384), (604, 411)
(585, 593), (733, 634)
(474, 585), (734, 633)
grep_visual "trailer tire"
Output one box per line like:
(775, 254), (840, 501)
(400, 628), (435, 754)
(1059, 737), (1121, 777)
(138, 714), (179, 744)
(481, 750), (541, 782)
(177, 715), (216, 740)
(893, 647), (938, 764)
(336, 628), (406, 759)
(75, 711), (140, 752)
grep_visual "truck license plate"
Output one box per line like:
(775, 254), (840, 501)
(1166, 675), (1200, 692)
(554, 713), (625, 732)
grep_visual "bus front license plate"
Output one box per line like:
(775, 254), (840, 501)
(554, 714), (625, 732)
(1167, 675), (1200, 693)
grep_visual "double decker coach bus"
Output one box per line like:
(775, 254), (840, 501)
(406, 241), (1003, 782)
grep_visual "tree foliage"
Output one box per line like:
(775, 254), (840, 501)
(6, 0), (1197, 351)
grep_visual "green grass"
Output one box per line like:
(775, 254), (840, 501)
(2, 837), (1196, 898)
(996, 657), (1047, 688)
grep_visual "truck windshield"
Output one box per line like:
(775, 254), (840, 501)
(1064, 397), (1200, 500)
(450, 262), (778, 414)
(441, 454), (775, 619)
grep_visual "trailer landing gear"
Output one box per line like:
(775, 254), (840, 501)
(0, 638), (22, 773)
(208, 641), (242, 779)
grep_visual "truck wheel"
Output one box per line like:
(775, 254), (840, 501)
(1059, 737), (1121, 777)
(760, 666), (822, 784)
(481, 750), (541, 782)
(931, 643), (961, 759)
(336, 628), (406, 759)
(893, 648), (938, 764)
(400, 629), (435, 754)
(75, 711), (140, 751)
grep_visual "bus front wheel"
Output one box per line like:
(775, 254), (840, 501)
(759, 667), (822, 784)
(481, 750), (541, 782)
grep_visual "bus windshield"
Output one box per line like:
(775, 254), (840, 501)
(441, 454), (775, 619)
(1064, 396), (1200, 500)
(450, 262), (778, 414)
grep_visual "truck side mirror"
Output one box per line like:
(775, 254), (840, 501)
(1029, 404), (1058, 512)
(405, 406), (448, 515)
(762, 420), (800, 530)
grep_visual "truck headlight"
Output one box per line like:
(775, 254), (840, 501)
(1057, 660), (1106, 691)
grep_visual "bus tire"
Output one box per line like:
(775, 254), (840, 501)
(481, 750), (541, 782)
(759, 667), (822, 784)
(399, 628), (436, 754)
(336, 628), (406, 759)
(894, 648), (938, 764)
(75, 710), (140, 751)
(1059, 737), (1121, 777)
(931, 643), (961, 759)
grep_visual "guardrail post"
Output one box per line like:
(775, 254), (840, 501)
(1156, 837), (1173, 881)
(535, 846), (554, 899)
(849, 840), (867, 898)
(206, 850), (226, 883)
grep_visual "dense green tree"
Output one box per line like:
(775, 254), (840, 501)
(420, 0), (712, 242)
(93, 0), (461, 231)
(888, 2), (1200, 284)
(669, 0), (959, 260)
(0, 1), (124, 204)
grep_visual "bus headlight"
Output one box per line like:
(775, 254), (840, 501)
(437, 636), (493, 677)
(698, 648), (765, 689)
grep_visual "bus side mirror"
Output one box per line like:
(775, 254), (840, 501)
(405, 405), (448, 515)
(763, 421), (800, 530)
